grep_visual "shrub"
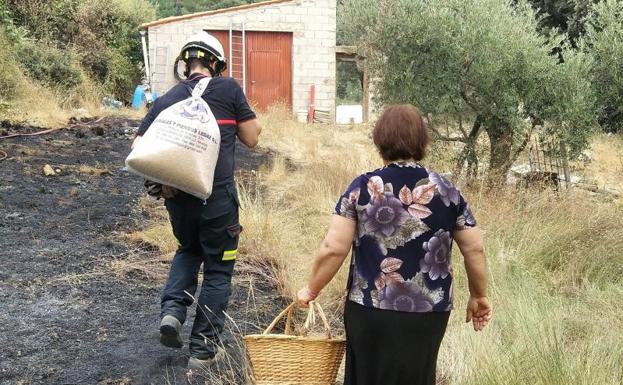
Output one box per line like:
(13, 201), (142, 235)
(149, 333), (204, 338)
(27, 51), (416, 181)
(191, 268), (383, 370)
(585, 0), (623, 133)
(4, 0), (81, 45)
(6, 0), (155, 101)
(0, 30), (21, 100)
(73, 0), (155, 100)
(336, 61), (363, 105)
(17, 40), (83, 90)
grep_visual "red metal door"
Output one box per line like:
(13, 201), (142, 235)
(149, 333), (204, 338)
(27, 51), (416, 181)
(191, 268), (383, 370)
(205, 30), (292, 110)
(246, 31), (292, 110)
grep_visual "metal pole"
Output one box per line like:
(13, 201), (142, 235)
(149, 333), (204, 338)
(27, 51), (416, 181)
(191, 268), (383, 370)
(140, 30), (151, 85)
(560, 142), (572, 189)
(139, 30), (153, 105)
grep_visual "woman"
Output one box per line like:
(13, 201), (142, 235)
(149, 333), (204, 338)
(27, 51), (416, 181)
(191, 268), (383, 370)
(296, 105), (492, 385)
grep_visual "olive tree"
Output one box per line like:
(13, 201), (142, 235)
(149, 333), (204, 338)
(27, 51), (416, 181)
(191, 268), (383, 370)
(584, 0), (623, 133)
(342, 0), (596, 181)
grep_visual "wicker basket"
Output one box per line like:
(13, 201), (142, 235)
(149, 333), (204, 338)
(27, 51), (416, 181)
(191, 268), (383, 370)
(244, 301), (346, 385)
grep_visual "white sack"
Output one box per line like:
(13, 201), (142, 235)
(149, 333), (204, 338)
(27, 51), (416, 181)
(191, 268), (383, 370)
(126, 77), (220, 200)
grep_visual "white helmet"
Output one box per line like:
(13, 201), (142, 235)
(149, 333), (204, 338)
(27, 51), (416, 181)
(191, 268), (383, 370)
(179, 31), (227, 75)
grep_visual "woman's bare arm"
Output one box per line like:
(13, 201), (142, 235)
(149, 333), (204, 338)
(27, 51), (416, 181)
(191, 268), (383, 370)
(296, 215), (355, 305)
(454, 227), (492, 331)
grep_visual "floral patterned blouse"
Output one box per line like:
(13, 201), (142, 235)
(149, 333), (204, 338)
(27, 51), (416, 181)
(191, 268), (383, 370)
(335, 162), (477, 313)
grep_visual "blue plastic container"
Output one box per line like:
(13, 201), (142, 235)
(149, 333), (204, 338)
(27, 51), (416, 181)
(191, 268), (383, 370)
(131, 85), (158, 109)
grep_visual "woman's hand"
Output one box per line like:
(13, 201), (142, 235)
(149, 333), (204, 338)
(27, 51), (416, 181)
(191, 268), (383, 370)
(466, 296), (492, 331)
(295, 286), (318, 308)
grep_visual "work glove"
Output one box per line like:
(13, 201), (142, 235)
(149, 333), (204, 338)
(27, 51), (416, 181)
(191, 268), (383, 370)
(144, 180), (178, 199)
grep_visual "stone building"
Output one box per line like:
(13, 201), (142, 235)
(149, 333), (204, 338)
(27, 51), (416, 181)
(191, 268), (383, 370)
(141, 0), (337, 118)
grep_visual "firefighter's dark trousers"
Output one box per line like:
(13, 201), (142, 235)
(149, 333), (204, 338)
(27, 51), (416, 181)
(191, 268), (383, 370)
(161, 183), (241, 359)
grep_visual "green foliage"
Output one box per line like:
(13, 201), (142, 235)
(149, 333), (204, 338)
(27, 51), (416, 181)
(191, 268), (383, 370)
(72, 0), (156, 99)
(4, 0), (156, 101)
(5, 0), (81, 45)
(523, 0), (599, 45)
(183, 0), (259, 13)
(0, 29), (21, 101)
(585, 0), (623, 133)
(0, 0), (27, 42)
(150, 0), (260, 17)
(150, 0), (177, 17)
(336, 61), (362, 104)
(337, 0), (379, 45)
(343, 0), (596, 177)
(17, 40), (83, 90)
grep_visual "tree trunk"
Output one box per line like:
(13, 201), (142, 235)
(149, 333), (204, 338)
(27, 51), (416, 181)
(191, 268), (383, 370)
(486, 122), (514, 185)
(453, 116), (483, 178)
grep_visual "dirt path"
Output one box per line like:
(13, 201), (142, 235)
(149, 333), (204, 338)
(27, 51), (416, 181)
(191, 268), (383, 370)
(0, 117), (281, 385)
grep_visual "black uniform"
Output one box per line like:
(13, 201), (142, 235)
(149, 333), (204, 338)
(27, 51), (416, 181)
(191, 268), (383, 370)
(138, 73), (256, 359)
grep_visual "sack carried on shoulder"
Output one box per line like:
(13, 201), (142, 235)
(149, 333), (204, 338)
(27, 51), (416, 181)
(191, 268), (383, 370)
(125, 77), (220, 200)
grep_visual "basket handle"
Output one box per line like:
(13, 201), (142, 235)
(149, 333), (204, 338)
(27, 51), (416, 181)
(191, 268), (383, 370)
(263, 302), (296, 335)
(303, 301), (333, 339)
(262, 301), (333, 339)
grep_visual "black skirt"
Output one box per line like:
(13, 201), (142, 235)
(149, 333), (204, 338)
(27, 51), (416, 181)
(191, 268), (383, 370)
(343, 300), (450, 385)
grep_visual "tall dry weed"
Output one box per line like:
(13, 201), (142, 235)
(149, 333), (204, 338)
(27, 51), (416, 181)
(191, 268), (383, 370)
(129, 106), (622, 384)
(239, 107), (623, 384)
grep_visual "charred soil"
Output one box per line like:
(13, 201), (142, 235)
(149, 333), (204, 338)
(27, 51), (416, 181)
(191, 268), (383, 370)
(0, 117), (282, 385)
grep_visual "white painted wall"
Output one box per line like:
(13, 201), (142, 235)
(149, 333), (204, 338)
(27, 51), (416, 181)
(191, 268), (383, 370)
(147, 0), (336, 118)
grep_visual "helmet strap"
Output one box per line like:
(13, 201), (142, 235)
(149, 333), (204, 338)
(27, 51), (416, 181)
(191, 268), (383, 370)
(206, 63), (217, 77)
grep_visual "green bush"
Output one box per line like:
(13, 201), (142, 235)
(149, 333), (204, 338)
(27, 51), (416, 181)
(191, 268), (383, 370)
(585, 0), (623, 133)
(5, 0), (156, 101)
(0, 30), (21, 100)
(17, 40), (83, 90)
(151, 0), (260, 17)
(336, 61), (363, 105)
(73, 0), (155, 99)
(5, 0), (80, 45)
(0, 0), (26, 42)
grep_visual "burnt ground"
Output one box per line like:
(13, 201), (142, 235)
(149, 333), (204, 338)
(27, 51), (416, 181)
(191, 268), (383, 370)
(0, 117), (283, 385)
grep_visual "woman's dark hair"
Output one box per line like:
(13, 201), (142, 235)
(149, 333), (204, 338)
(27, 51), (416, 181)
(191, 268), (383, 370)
(372, 104), (431, 162)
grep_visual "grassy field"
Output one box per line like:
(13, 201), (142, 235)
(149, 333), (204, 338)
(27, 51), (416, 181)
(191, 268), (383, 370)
(133, 108), (623, 384)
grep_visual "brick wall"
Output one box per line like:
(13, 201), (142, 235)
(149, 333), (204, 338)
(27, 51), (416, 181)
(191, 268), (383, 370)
(147, 0), (337, 118)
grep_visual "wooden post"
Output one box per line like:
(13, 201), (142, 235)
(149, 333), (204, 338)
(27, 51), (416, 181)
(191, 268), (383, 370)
(307, 85), (315, 124)
(560, 142), (571, 189)
(362, 67), (369, 123)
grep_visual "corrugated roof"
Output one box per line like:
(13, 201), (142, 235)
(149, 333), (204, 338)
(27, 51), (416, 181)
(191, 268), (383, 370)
(141, 0), (295, 29)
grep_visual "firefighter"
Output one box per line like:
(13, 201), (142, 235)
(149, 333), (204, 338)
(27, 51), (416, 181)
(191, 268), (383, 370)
(133, 31), (262, 369)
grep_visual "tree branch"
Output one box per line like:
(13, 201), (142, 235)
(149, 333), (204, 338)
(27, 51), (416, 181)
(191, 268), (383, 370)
(506, 133), (531, 170)
(460, 88), (479, 112)
(468, 115), (483, 139)
(429, 125), (467, 142)
(458, 114), (468, 138)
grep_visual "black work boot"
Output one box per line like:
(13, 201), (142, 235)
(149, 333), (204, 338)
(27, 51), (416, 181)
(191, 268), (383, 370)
(159, 315), (183, 348)
(187, 355), (216, 370)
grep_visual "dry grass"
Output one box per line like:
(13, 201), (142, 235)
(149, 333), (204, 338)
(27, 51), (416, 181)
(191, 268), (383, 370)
(580, 133), (623, 194)
(125, 107), (622, 384)
(124, 223), (177, 257)
(241, 107), (623, 384)
(2, 66), (145, 128)
(437, 186), (623, 385)
(5, 78), (71, 127)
